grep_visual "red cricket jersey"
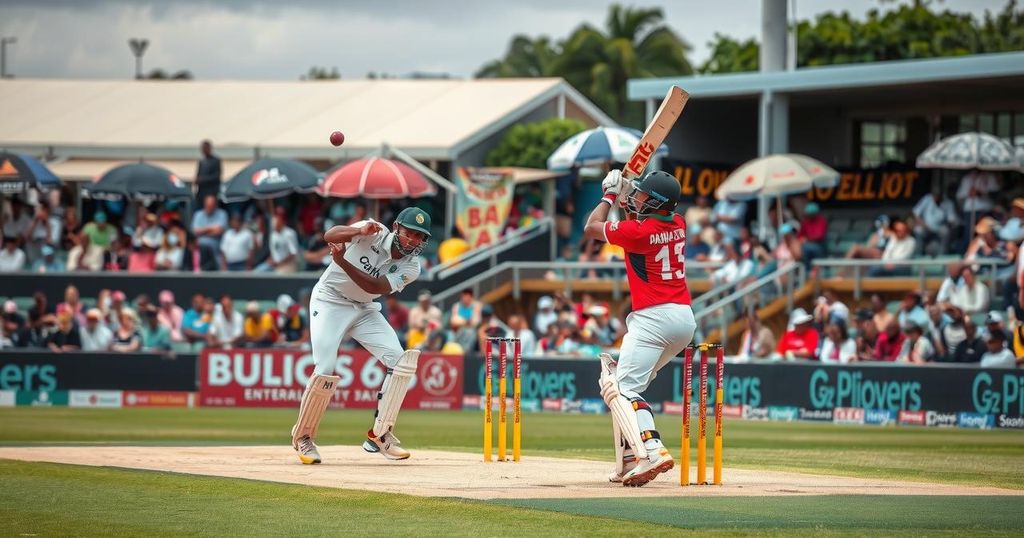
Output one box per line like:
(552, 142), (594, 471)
(603, 214), (692, 311)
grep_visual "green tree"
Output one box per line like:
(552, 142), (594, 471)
(301, 66), (340, 80)
(144, 68), (193, 80)
(475, 36), (560, 78)
(484, 118), (587, 169)
(699, 33), (759, 74)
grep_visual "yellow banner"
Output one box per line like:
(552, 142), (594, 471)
(454, 167), (515, 248)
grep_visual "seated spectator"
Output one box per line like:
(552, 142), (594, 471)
(854, 309), (880, 362)
(1, 301), (30, 348)
(774, 223), (802, 269)
(45, 311), (81, 352)
(256, 207), (299, 273)
(59, 206), (81, 251)
(935, 308), (967, 360)
(506, 314), (538, 355)
(685, 223), (711, 261)
(912, 188), (958, 256)
(139, 305), (172, 352)
(776, 308), (818, 360)
(947, 266), (989, 315)
(24, 201), (61, 264)
(476, 305), (503, 354)
(208, 295), (244, 348)
(813, 290), (849, 326)
(182, 294), (213, 350)
(738, 310), (775, 360)
(32, 244), (64, 273)
(0, 236), (26, 272)
(191, 194), (228, 262)
(935, 263), (961, 305)
(409, 290), (443, 333)
(181, 234), (221, 272)
(898, 321), (935, 364)
(582, 306), (616, 347)
(965, 216), (1008, 264)
(57, 284), (85, 326)
(533, 295), (558, 336)
(104, 232), (132, 271)
(798, 202), (828, 267)
(1000, 198), (1024, 243)
(79, 308), (113, 352)
(952, 317), (986, 363)
(870, 294), (894, 334)
(981, 310), (1011, 343)
(27, 291), (54, 330)
(68, 211), (113, 271)
(302, 220), (331, 272)
(221, 213), (255, 271)
(451, 288), (482, 329)
(157, 290), (185, 342)
(547, 321), (581, 355)
(844, 215), (890, 262)
(897, 292), (929, 329)
(241, 301), (276, 348)
(980, 330), (1017, 368)
(867, 219), (916, 277)
(128, 212), (162, 272)
(706, 228), (727, 262)
(874, 320), (906, 361)
(710, 197), (746, 241)
(819, 320), (856, 364)
(106, 290), (127, 332)
(683, 195), (712, 239)
(2, 199), (32, 243)
(711, 239), (754, 288)
(154, 228), (184, 271)
(385, 295), (410, 342)
(446, 315), (476, 354)
(274, 298), (308, 348)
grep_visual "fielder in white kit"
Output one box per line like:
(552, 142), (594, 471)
(291, 207), (431, 464)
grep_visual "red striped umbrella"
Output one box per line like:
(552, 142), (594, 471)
(320, 157), (436, 199)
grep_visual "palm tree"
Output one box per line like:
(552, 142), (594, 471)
(475, 35), (559, 78)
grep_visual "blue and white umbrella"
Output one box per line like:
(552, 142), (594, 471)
(0, 151), (62, 195)
(547, 126), (669, 170)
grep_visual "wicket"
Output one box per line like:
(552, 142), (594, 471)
(483, 337), (522, 462)
(681, 342), (724, 486)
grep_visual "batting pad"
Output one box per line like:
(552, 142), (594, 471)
(599, 354), (648, 461)
(372, 350), (420, 437)
(291, 374), (340, 446)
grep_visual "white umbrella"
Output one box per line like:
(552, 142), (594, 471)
(716, 154), (840, 202)
(916, 131), (1019, 171)
(546, 126), (669, 170)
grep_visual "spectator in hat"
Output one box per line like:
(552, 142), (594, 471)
(271, 294), (308, 348)
(221, 213), (255, 271)
(255, 207), (299, 273)
(154, 227), (184, 271)
(208, 294), (244, 349)
(70, 210), (114, 271)
(999, 198), (1024, 243)
(195, 139), (222, 203)
(45, 311), (81, 352)
(798, 202), (828, 266)
(191, 195), (228, 262)
(965, 216), (1008, 264)
(31, 244), (64, 273)
(776, 308), (818, 360)
(533, 295), (558, 336)
(980, 310), (1011, 343)
(140, 305), (172, 352)
(408, 290), (442, 333)
(241, 301), (276, 348)
(867, 219), (916, 277)
(181, 293), (213, 350)
(980, 330), (1017, 368)
(854, 308), (880, 362)
(157, 290), (185, 342)
(0, 235), (26, 272)
(451, 288), (482, 329)
(874, 319), (906, 361)
(913, 187), (959, 256)
(80, 308), (113, 352)
(897, 321), (935, 364)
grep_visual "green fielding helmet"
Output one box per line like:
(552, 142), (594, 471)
(394, 207), (432, 236)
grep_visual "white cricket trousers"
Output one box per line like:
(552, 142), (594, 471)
(309, 294), (404, 376)
(616, 303), (696, 399)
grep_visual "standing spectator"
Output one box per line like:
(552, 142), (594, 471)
(408, 290), (443, 333)
(220, 213), (254, 271)
(819, 321), (856, 364)
(57, 285), (85, 326)
(208, 295), (244, 349)
(854, 309), (880, 362)
(257, 208), (298, 273)
(451, 288), (482, 329)
(868, 219), (916, 276)
(191, 195), (228, 263)
(155, 228), (184, 271)
(140, 305), (172, 352)
(181, 294), (212, 350)
(24, 202), (61, 263)
(1000, 198), (1024, 243)
(0, 236), (26, 272)
(874, 320), (906, 361)
(798, 202), (828, 266)
(506, 314), (538, 355)
(980, 331), (1017, 368)
(738, 310), (775, 360)
(776, 309), (818, 360)
(79, 308), (113, 352)
(896, 292), (929, 329)
(45, 311), (81, 352)
(870, 294), (894, 334)
(912, 188), (959, 255)
(952, 317), (986, 363)
(32, 245), (64, 273)
(156, 290), (185, 342)
(897, 322), (935, 363)
(195, 140), (222, 203)
(710, 197), (746, 241)
(111, 309), (142, 352)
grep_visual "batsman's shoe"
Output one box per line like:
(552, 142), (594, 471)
(608, 457), (639, 483)
(622, 448), (674, 487)
(295, 435), (322, 465)
(362, 430), (410, 460)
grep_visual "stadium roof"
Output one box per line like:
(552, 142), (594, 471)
(0, 78), (614, 163)
(628, 51), (1024, 100)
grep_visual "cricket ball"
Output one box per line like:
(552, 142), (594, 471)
(329, 131), (345, 146)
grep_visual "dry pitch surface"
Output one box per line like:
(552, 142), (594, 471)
(1, 445), (1019, 500)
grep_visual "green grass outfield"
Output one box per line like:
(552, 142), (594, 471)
(2, 407), (1023, 536)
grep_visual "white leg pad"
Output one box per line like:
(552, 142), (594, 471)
(599, 353), (648, 460)
(372, 350), (419, 437)
(291, 374), (339, 447)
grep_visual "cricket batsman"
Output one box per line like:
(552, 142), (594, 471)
(582, 169), (696, 486)
(291, 207), (431, 464)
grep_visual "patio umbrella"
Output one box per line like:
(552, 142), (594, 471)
(916, 131), (1019, 171)
(221, 158), (321, 203)
(0, 151), (62, 195)
(83, 162), (191, 201)
(320, 157), (436, 199)
(546, 126), (669, 170)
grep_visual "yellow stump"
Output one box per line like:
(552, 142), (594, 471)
(714, 386), (724, 485)
(513, 376), (522, 462)
(498, 346), (508, 461)
(697, 350), (708, 485)
(680, 347), (692, 486)
(483, 342), (493, 463)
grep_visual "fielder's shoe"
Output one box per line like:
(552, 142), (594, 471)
(608, 455), (639, 483)
(362, 430), (410, 460)
(295, 435), (322, 465)
(622, 447), (674, 487)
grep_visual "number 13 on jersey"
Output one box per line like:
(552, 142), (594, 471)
(654, 241), (685, 281)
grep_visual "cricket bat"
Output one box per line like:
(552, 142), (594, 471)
(619, 85), (688, 217)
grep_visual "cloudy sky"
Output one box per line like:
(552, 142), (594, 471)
(0, 0), (1011, 80)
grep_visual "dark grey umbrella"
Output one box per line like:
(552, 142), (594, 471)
(221, 158), (322, 202)
(84, 162), (192, 201)
(0, 151), (62, 195)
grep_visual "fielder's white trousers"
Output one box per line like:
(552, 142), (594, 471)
(616, 303), (696, 399)
(309, 294), (404, 376)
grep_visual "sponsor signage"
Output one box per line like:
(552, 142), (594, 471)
(833, 407), (865, 425)
(799, 408), (833, 421)
(199, 349), (463, 410)
(721, 404), (744, 418)
(926, 411), (958, 427)
(898, 410), (926, 425)
(123, 391), (196, 408)
(957, 412), (994, 429)
(997, 414), (1024, 429)
(69, 390), (123, 408)
(562, 399), (583, 413)
(0, 353), (195, 391)
(767, 406), (800, 422)
(16, 390), (68, 406)
(0, 390), (14, 407)
(743, 407), (769, 420)
(581, 399), (607, 414)
(542, 398), (562, 412)
(864, 409), (898, 426)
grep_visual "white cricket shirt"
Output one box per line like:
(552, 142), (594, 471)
(314, 219), (421, 305)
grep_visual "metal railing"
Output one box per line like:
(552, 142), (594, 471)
(811, 257), (1006, 300)
(694, 262), (806, 349)
(423, 218), (554, 281)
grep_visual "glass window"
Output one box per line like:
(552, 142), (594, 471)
(862, 123), (881, 144)
(979, 113), (994, 134)
(859, 120), (906, 168)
